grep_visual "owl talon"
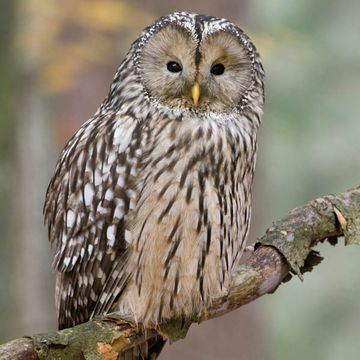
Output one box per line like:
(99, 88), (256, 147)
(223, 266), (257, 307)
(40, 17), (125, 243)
(244, 245), (255, 253)
(157, 329), (169, 341)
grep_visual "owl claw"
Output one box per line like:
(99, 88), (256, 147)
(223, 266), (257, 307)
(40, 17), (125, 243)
(157, 329), (169, 341)
(244, 245), (255, 253)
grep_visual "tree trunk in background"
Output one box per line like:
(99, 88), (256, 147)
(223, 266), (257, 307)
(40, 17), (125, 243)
(15, 81), (56, 335)
(13, 3), (56, 337)
(0, 0), (19, 341)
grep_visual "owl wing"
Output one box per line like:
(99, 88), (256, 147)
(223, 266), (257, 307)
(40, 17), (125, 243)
(44, 111), (140, 329)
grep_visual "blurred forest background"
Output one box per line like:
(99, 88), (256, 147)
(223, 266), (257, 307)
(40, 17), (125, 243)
(0, 0), (359, 359)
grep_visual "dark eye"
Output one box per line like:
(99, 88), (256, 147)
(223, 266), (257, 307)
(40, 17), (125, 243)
(167, 61), (182, 73)
(211, 63), (225, 75)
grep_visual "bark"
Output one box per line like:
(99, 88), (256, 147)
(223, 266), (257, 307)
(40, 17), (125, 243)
(0, 187), (359, 360)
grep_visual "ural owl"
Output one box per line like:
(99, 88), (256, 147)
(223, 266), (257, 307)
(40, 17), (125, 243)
(44, 12), (264, 359)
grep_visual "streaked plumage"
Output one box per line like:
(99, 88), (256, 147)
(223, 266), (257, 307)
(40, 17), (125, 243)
(44, 12), (264, 359)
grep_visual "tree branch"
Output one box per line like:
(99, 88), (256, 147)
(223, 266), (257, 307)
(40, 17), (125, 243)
(1, 187), (359, 359)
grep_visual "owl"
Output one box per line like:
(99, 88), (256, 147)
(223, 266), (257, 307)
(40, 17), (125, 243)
(44, 12), (264, 359)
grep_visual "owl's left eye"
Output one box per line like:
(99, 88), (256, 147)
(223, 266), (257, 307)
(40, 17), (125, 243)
(167, 61), (182, 73)
(211, 63), (225, 75)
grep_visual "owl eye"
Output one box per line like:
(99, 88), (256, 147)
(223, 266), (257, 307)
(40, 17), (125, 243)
(167, 61), (182, 73)
(211, 63), (225, 75)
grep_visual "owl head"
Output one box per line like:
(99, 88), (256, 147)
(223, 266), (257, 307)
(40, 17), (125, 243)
(108, 12), (264, 116)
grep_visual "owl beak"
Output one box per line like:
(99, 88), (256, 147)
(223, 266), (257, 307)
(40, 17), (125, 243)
(191, 82), (201, 106)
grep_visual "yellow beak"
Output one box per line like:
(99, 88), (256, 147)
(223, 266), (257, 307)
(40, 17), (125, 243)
(191, 82), (201, 106)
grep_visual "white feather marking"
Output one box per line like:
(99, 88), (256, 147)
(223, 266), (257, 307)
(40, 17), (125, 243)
(89, 274), (94, 286)
(113, 127), (123, 147)
(71, 255), (78, 266)
(108, 151), (117, 164)
(176, 280), (181, 294)
(66, 209), (75, 228)
(63, 257), (71, 268)
(105, 189), (114, 201)
(85, 161), (93, 173)
(129, 198), (136, 210)
(124, 229), (132, 244)
(84, 183), (94, 206)
(114, 206), (124, 220)
(126, 189), (136, 198)
(126, 157), (136, 166)
(61, 233), (68, 244)
(117, 175), (125, 188)
(99, 292), (107, 304)
(97, 205), (108, 215)
(130, 165), (137, 177)
(94, 169), (102, 186)
(97, 267), (104, 278)
(116, 198), (125, 207)
(113, 120), (136, 152)
(102, 161), (111, 174)
(76, 151), (84, 166)
(106, 225), (116, 247)
(88, 244), (94, 256)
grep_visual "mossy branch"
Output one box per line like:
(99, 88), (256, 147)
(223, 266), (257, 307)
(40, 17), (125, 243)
(1, 187), (359, 360)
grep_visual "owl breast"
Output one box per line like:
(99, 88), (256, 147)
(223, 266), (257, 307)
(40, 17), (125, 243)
(114, 111), (257, 324)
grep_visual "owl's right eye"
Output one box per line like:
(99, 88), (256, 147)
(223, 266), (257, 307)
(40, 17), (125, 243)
(167, 61), (182, 73)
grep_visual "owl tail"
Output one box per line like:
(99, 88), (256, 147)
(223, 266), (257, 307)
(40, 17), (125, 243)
(119, 336), (166, 360)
